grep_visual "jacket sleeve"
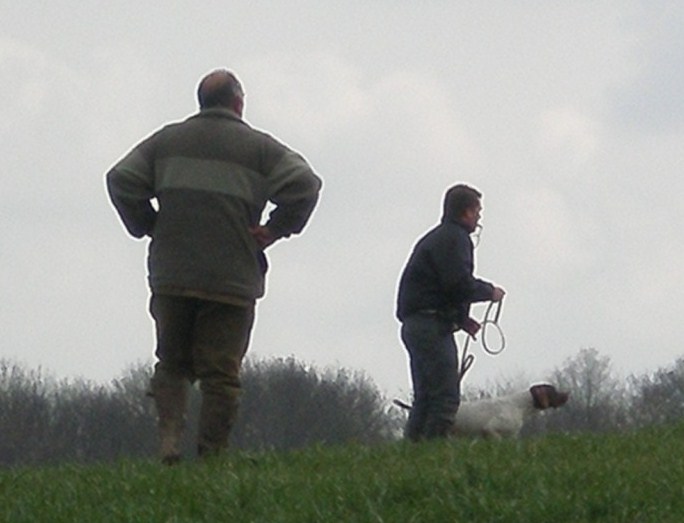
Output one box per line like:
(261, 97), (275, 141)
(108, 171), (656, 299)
(263, 150), (322, 240)
(105, 139), (158, 239)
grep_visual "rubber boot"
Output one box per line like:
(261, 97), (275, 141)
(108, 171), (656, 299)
(197, 386), (240, 459)
(151, 378), (189, 465)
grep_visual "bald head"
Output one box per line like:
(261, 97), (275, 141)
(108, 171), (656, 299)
(197, 69), (244, 114)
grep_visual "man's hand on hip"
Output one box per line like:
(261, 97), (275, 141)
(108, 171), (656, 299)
(249, 226), (276, 249)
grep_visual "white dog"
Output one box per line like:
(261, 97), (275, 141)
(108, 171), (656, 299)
(394, 383), (569, 440)
(452, 383), (569, 439)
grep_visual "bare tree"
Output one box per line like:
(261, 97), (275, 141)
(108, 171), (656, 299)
(0, 361), (158, 466)
(628, 357), (684, 427)
(0, 360), (53, 465)
(547, 347), (628, 433)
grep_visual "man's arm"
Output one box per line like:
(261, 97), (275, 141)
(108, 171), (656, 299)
(105, 143), (157, 239)
(260, 150), (322, 243)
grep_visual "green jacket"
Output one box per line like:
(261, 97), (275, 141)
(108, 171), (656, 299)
(106, 108), (322, 302)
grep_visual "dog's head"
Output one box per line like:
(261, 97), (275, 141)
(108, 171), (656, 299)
(529, 383), (569, 410)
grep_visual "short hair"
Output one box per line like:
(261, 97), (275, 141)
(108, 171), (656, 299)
(197, 69), (244, 109)
(442, 184), (482, 221)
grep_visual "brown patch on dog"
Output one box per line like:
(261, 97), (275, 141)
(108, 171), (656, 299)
(530, 384), (570, 410)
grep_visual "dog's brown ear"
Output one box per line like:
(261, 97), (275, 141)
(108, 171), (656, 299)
(530, 384), (551, 409)
(531, 384), (570, 409)
(552, 390), (570, 408)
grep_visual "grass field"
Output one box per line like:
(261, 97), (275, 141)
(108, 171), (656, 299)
(2, 423), (684, 522)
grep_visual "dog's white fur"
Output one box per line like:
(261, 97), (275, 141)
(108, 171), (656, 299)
(452, 383), (569, 439)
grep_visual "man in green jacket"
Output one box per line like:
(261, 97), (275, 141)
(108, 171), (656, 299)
(106, 69), (322, 463)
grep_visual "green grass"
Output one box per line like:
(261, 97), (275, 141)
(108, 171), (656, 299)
(2, 423), (684, 522)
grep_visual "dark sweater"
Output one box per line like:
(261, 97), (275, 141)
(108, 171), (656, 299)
(106, 108), (322, 302)
(396, 219), (494, 323)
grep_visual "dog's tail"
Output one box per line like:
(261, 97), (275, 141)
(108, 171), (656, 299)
(393, 399), (412, 410)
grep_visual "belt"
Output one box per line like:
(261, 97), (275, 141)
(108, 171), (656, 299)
(414, 309), (450, 319)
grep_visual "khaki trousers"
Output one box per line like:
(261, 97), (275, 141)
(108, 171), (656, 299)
(149, 294), (255, 458)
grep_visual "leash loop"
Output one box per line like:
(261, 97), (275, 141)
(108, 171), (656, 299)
(457, 298), (506, 382)
(481, 300), (506, 355)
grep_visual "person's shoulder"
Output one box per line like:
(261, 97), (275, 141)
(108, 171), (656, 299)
(128, 121), (179, 150)
(151, 116), (195, 138)
(441, 220), (469, 237)
(412, 223), (444, 248)
(245, 125), (290, 149)
(425, 221), (470, 249)
(427, 221), (461, 238)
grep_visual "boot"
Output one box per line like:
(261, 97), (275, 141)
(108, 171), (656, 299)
(197, 386), (240, 458)
(405, 403), (427, 442)
(150, 377), (189, 465)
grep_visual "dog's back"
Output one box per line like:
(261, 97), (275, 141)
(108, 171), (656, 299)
(452, 384), (569, 439)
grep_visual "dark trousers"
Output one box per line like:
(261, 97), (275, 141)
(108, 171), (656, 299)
(401, 314), (460, 441)
(149, 294), (255, 454)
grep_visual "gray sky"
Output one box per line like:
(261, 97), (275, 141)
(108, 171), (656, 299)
(2, 2), (683, 397)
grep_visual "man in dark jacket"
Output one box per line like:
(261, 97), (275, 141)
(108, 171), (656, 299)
(106, 69), (322, 463)
(396, 184), (505, 441)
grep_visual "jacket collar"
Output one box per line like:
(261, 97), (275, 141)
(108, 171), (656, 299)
(441, 215), (469, 231)
(196, 107), (243, 121)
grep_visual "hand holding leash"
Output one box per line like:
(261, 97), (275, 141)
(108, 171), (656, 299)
(460, 317), (481, 339)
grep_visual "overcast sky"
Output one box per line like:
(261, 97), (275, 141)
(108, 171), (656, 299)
(2, 2), (683, 398)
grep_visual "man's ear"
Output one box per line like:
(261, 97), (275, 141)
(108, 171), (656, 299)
(232, 97), (244, 117)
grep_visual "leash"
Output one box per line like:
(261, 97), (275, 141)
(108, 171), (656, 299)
(472, 223), (483, 248)
(393, 398), (412, 411)
(481, 299), (506, 355)
(458, 298), (506, 382)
